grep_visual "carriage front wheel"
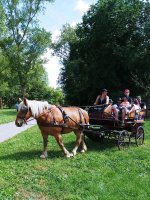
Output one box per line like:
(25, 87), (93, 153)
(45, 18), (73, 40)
(135, 126), (144, 146)
(117, 130), (130, 150)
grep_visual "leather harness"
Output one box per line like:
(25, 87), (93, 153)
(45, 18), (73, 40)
(37, 106), (87, 133)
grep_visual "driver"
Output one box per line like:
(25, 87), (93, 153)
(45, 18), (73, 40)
(94, 88), (110, 112)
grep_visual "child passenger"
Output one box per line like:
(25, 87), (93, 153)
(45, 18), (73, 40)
(113, 97), (131, 124)
(120, 97), (132, 123)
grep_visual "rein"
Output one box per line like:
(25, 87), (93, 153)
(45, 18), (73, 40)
(26, 117), (35, 124)
(80, 104), (110, 110)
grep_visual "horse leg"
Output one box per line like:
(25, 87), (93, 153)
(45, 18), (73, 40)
(80, 133), (87, 153)
(40, 133), (48, 159)
(55, 133), (72, 158)
(71, 131), (82, 156)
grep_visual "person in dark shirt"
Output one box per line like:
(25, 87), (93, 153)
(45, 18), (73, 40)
(94, 88), (109, 106)
(109, 99), (113, 105)
(123, 89), (132, 104)
(15, 98), (22, 112)
(94, 88), (110, 112)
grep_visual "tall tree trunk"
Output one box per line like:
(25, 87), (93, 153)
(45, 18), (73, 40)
(18, 71), (27, 98)
(20, 85), (27, 99)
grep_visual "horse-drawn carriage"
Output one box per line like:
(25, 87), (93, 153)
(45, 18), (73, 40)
(15, 99), (146, 158)
(83, 105), (146, 149)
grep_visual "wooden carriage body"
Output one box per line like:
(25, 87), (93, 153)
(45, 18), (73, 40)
(83, 106), (146, 149)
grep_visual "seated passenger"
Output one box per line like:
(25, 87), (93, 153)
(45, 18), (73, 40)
(128, 98), (141, 120)
(94, 88), (109, 112)
(109, 99), (113, 105)
(120, 96), (132, 123)
(136, 96), (146, 110)
(112, 97), (122, 120)
(123, 89), (133, 104)
(105, 98), (114, 116)
(113, 97), (131, 123)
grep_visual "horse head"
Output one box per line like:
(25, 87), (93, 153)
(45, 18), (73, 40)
(15, 98), (32, 127)
(15, 98), (49, 127)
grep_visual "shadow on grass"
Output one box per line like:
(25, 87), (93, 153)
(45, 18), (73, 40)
(85, 137), (118, 151)
(0, 149), (65, 161)
(0, 139), (118, 161)
(0, 132), (129, 161)
(64, 137), (118, 152)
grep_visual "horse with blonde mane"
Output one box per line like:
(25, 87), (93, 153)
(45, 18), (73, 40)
(15, 98), (89, 158)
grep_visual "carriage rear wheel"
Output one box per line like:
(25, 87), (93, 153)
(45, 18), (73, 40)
(117, 130), (130, 150)
(135, 126), (144, 146)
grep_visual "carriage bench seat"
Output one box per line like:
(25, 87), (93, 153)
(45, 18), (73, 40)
(127, 110), (146, 120)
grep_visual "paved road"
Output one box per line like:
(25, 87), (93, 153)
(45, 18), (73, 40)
(0, 119), (37, 143)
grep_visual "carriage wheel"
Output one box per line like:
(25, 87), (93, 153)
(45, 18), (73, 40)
(117, 130), (130, 150)
(135, 126), (144, 146)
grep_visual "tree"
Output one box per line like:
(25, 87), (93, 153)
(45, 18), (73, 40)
(53, 24), (78, 62)
(0, 0), (54, 97)
(53, 0), (150, 105)
(2, 63), (65, 108)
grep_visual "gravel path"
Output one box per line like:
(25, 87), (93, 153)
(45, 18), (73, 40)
(0, 119), (37, 143)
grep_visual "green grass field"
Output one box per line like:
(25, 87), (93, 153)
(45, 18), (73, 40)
(0, 109), (17, 124)
(0, 121), (150, 200)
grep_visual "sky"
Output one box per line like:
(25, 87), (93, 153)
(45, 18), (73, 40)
(38, 0), (97, 88)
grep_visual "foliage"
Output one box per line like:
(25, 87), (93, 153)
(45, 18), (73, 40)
(0, 109), (16, 124)
(2, 84), (64, 108)
(0, 0), (65, 108)
(0, 121), (150, 199)
(53, 0), (150, 105)
(0, 0), (54, 100)
(29, 84), (64, 105)
(131, 72), (150, 97)
(52, 24), (79, 62)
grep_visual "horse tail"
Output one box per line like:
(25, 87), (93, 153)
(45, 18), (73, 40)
(78, 108), (88, 124)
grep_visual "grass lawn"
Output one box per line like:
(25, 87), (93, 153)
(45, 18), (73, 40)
(0, 121), (150, 200)
(0, 109), (17, 124)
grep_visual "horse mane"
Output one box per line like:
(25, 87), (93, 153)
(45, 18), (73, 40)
(26, 100), (49, 117)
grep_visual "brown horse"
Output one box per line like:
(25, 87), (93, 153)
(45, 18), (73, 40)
(15, 98), (89, 158)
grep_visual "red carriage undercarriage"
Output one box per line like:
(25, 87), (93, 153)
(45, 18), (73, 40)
(83, 106), (146, 150)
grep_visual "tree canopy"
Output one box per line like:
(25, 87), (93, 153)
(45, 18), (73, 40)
(53, 0), (150, 105)
(0, 0), (64, 108)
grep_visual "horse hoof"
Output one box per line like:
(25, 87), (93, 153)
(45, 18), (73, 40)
(66, 154), (71, 158)
(70, 152), (75, 157)
(40, 154), (47, 159)
(65, 152), (75, 158)
(81, 149), (87, 153)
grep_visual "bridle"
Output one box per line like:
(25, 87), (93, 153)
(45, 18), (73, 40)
(17, 105), (50, 125)
(17, 105), (29, 124)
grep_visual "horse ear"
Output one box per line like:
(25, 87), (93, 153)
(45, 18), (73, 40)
(18, 98), (22, 103)
(24, 98), (28, 106)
